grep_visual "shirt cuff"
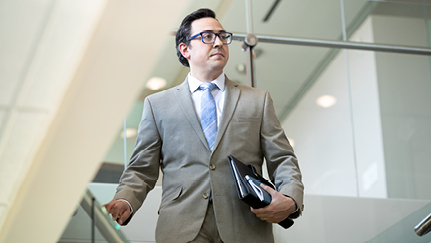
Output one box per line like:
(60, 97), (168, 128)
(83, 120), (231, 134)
(117, 199), (133, 214)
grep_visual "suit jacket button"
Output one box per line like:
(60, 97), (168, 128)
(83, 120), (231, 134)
(203, 193), (209, 199)
(209, 164), (216, 170)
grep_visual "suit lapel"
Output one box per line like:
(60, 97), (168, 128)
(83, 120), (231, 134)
(174, 78), (210, 150)
(213, 77), (240, 152)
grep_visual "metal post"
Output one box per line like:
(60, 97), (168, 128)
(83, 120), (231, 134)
(245, 0), (253, 34)
(123, 116), (128, 170)
(246, 46), (255, 87)
(244, 0), (258, 88)
(81, 189), (130, 242)
(91, 197), (95, 243)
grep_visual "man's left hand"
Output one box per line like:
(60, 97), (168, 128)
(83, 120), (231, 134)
(250, 184), (296, 223)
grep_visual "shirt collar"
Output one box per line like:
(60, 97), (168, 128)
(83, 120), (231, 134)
(188, 72), (226, 93)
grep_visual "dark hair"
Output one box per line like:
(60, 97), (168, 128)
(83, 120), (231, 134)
(176, 8), (217, 67)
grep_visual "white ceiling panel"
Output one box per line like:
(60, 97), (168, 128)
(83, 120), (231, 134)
(0, 0), (55, 106)
(0, 110), (48, 202)
(20, 0), (107, 110)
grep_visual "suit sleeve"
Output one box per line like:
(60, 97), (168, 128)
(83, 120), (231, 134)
(113, 97), (162, 216)
(260, 91), (304, 218)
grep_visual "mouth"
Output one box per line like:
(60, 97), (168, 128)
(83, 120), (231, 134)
(210, 52), (224, 58)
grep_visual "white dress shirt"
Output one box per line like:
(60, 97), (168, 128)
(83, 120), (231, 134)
(188, 72), (226, 127)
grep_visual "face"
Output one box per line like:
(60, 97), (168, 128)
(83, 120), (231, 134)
(179, 17), (229, 79)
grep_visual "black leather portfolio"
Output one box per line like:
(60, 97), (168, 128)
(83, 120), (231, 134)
(227, 155), (294, 229)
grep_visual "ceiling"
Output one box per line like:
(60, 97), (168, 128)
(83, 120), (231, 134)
(104, 0), (431, 164)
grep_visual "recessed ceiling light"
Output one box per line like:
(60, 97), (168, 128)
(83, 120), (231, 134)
(236, 64), (246, 73)
(121, 128), (137, 138)
(146, 77), (167, 90)
(316, 95), (337, 108)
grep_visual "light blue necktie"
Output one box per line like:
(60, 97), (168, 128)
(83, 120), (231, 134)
(200, 82), (217, 150)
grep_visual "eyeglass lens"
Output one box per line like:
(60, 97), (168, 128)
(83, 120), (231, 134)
(202, 32), (231, 44)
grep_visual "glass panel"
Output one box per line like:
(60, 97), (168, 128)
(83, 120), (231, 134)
(249, 35), (431, 201)
(249, 42), (358, 197)
(251, 43), (431, 241)
(60, 204), (107, 242)
(60, 188), (129, 243)
(345, 50), (431, 201)
(220, 0), (247, 34)
(362, 51), (431, 200)
(346, 48), (387, 199)
(103, 102), (143, 166)
(344, 0), (431, 48)
(274, 196), (431, 242)
(223, 0), (345, 41)
(222, 38), (248, 86)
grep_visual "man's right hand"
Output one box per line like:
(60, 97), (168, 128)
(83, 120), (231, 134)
(103, 200), (131, 225)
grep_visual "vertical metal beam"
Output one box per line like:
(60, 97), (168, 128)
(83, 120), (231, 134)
(245, 0), (254, 34)
(244, 0), (257, 88)
(91, 197), (95, 243)
(246, 47), (255, 87)
(123, 116), (128, 170)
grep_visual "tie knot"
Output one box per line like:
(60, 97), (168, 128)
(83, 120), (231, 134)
(200, 82), (217, 91)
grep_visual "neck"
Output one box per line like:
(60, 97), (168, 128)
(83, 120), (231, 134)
(190, 69), (223, 82)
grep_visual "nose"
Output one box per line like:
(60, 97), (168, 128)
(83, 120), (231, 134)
(213, 34), (223, 47)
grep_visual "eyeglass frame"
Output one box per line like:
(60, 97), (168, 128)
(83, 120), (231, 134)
(188, 31), (233, 45)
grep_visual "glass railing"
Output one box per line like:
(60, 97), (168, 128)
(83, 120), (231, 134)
(272, 196), (431, 242)
(59, 188), (129, 243)
(368, 202), (431, 242)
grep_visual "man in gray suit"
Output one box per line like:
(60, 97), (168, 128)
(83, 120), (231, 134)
(104, 8), (303, 243)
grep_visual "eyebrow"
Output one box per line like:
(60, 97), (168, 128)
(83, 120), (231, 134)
(201, 29), (227, 33)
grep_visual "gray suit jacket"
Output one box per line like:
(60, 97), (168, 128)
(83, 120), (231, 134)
(114, 77), (304, 243)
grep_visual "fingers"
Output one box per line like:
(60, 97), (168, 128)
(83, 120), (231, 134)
(251, 207), (282, 223)
(113, 201), (131, 225)
(259, 183), (274, 193)
(250, 188), (296, 223)
(110, 203), (121, 222)
(118, 208), (131, 225)
(250, 207), (270, 222)
(102, 200), (117, 221)
(103, 200), (131, 225)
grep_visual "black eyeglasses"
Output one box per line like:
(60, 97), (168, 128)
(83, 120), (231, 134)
(188, 31), (233, 45)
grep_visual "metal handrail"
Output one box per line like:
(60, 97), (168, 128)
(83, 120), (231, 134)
(232, 33), (431, 56)
(80, 189), (130, 243)
(414, 212), (431, 237)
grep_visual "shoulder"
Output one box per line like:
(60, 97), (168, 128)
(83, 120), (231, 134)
(225, 77), (269, 99)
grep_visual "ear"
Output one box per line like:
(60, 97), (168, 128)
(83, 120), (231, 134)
(178, 43), (191, 60)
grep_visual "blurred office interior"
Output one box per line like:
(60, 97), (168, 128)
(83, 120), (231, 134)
(1, 0), (431, 242)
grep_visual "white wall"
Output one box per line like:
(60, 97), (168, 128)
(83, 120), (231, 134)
(372, 15), (431, 200)
(282, 16), (387, 198)
(348, 17), (387, 198)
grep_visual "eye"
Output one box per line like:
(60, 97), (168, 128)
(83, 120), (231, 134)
(202, 33), (214, 40)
